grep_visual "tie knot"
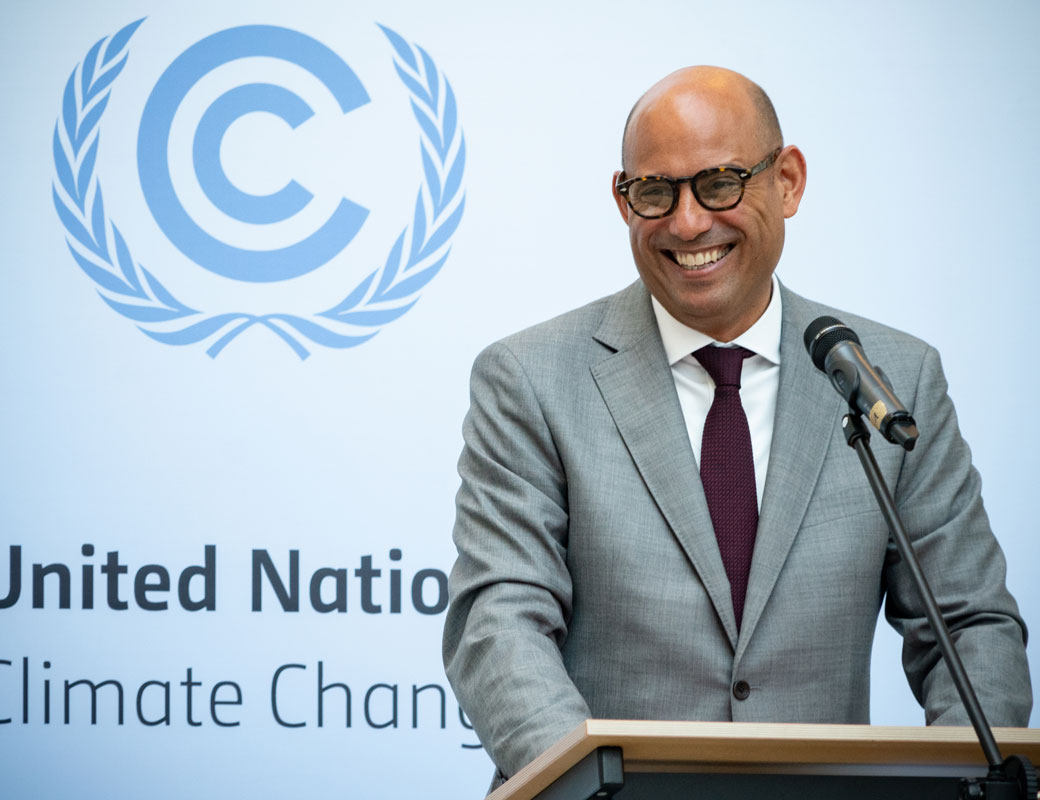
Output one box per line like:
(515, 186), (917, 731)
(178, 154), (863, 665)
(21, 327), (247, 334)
(694, 345), (754, 388)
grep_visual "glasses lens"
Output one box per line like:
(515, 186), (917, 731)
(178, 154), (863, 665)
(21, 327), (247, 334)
(627, 179), (675, 217)
(694, 170), (743, 209)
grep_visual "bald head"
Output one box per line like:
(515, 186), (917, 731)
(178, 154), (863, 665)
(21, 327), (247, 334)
(621, 67), (782, 172)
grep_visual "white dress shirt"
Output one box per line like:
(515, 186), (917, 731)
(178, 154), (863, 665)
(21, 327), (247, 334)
(650, 275), (783, 510)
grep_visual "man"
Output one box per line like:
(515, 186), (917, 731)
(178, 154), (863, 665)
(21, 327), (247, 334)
(443, 66), (1031, 786)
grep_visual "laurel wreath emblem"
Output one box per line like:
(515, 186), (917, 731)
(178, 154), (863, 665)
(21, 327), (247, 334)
(52, 19), (465, 358)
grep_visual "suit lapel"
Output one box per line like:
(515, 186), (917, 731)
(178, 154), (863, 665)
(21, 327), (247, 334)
(591, 283), (739, 646)
(735, 285), (842, 661)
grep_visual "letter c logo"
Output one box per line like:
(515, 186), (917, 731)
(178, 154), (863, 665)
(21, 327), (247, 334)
(137, 26), (370, 282)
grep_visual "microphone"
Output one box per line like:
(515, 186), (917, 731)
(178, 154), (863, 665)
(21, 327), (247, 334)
(803, 316), (919, 451)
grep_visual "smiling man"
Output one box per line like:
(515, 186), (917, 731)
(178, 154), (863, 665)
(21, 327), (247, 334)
(443, 67), (1031, 791)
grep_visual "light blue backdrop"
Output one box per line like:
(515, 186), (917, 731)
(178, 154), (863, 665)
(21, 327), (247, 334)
(2, 1), (1037, 797)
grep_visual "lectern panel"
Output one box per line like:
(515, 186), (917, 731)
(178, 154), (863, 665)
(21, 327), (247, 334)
(616, 771), (961, 800)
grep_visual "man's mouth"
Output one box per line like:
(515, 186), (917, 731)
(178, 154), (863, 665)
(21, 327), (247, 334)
(667, 245), (733, 270)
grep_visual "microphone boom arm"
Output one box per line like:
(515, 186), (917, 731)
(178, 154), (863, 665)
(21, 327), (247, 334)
(840, 411), (1036, 799)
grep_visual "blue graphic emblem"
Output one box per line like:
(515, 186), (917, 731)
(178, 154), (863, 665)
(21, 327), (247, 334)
(52, 19), (466, 357)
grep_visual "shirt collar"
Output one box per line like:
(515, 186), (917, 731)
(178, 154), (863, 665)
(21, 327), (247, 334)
(650, 274), (783, 366)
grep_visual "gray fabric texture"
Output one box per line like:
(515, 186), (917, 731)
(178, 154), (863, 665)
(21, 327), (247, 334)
(443, 280), (1032, 782)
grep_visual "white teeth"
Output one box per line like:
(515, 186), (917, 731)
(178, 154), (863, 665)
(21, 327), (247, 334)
(674, 246), (730, 269)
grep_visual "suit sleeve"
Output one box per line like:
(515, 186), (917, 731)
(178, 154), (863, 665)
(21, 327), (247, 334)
(443, 341), (591, 779)
(884, 344), (1032, 726)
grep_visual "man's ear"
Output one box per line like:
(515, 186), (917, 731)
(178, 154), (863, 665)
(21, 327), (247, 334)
(612, 170), (631, 223)
(776, 145), (807, 218)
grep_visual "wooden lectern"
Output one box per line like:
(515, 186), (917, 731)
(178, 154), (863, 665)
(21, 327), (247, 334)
(488, 720), (1040, 800)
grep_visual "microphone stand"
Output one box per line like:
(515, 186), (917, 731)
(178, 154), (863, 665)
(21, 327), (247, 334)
(841, 411), (1037, 800)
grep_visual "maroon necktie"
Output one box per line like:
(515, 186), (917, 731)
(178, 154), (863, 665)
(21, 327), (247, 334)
(694, 345), (758, 629)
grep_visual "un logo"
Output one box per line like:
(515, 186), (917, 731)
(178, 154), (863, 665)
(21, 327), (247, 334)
(52, 19), (465, 358)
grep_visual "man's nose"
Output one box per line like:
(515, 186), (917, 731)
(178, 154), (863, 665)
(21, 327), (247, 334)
(668, 182), (714, 240)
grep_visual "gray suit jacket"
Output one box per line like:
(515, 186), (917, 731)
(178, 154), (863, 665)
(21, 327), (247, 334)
(444, 280), (1031, 780)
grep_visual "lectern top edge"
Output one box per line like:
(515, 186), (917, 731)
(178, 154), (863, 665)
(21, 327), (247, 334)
(486, 720), (1040, 800)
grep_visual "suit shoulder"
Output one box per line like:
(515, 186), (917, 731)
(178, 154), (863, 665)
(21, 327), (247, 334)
(783, 287), (935, 360)
(476, 283), (639, 366)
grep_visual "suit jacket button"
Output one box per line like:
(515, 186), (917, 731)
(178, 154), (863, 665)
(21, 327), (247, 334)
(732, 680), (751, 701)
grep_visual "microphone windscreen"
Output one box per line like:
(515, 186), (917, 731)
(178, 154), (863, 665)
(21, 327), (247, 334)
(804, 316), (861, 372)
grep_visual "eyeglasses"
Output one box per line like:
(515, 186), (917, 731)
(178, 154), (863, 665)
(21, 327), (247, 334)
(616, 148), (782, 218)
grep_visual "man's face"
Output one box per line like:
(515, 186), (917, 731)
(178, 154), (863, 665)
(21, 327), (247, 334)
(612, 83), (805, 341)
